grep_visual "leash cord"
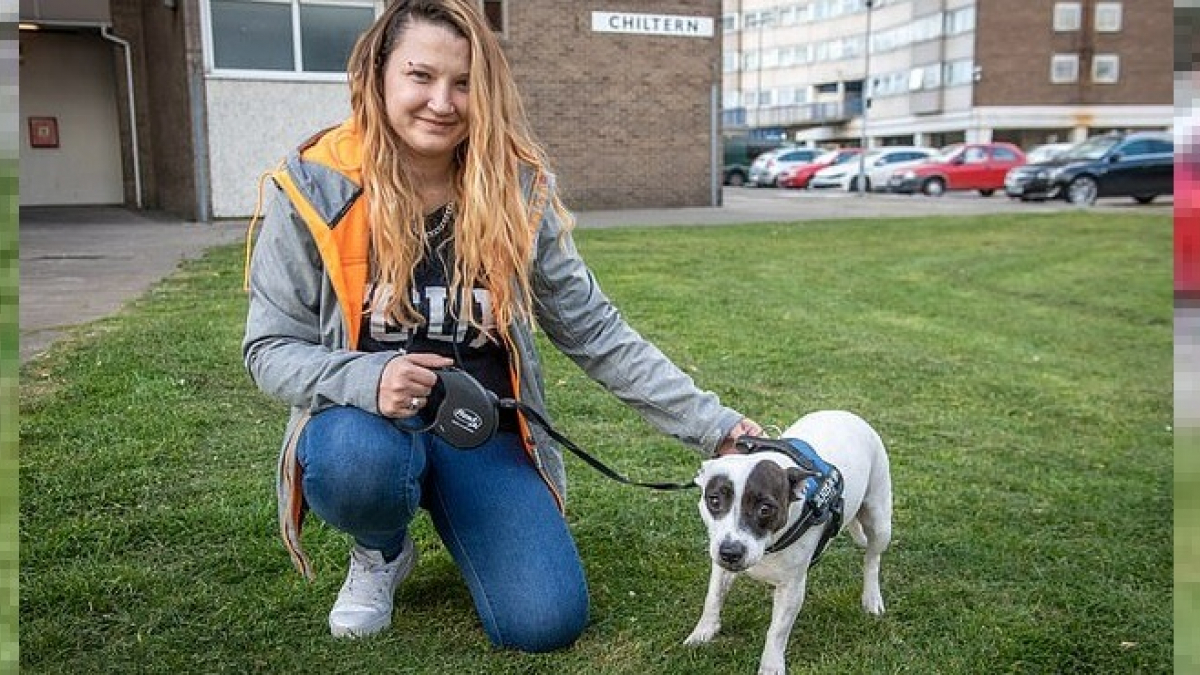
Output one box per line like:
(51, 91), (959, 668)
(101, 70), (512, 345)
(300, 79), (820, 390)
(497, 398), (697, 491)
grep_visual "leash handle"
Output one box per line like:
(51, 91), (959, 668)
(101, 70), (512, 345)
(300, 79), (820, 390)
(499, 399), (697, 491)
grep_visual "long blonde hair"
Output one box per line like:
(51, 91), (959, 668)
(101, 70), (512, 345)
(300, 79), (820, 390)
(346, 0), (566, 339)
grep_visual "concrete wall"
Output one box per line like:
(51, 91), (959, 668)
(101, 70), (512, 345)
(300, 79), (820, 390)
(18, 30), (124, 206)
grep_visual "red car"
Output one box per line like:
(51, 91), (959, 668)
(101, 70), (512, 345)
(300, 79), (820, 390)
(777, 148), (861, 189)
(887, 142), (1026, 196)
(1178, 148), (1199, 300)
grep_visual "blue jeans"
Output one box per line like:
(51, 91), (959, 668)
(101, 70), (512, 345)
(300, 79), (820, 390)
(296, 406), (589, 652)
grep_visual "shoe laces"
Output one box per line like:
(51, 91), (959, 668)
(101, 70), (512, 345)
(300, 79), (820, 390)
(343, 547), (402, 601)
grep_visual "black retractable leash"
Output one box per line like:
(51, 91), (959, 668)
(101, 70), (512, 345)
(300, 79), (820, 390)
(421, 367), (696, 491)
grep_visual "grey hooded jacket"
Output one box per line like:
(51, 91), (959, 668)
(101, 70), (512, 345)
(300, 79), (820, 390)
(243, 122), (742, 578)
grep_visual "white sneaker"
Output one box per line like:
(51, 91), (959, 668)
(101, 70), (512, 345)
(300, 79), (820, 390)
(328, 537), (418, 638)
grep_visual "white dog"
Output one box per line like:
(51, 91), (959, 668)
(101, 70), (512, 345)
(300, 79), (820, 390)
(684, 410), (893, 675)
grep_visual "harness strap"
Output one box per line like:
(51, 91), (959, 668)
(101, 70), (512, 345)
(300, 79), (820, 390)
(739, 435), (846, 566)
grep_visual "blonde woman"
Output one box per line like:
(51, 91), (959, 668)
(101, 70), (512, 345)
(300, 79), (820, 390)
(243, 0), (759, 650)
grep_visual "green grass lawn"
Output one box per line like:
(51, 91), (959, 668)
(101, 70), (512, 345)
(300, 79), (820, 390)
(3, 159), (20, 674)
(20, 211), (1173, 673)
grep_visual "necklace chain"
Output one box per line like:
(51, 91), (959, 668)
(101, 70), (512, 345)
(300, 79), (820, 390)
(426, 202), (454, 239)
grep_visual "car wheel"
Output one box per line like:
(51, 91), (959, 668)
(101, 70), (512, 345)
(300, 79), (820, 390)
(727, 172), (746, 187)
(1066, 176), (1099, 206)
(1133, 194), (1157, 204)
(979, 189), (995, 197)
(922, 177), (946, 196)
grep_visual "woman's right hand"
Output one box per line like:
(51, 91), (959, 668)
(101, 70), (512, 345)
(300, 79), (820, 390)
(377, 352), (456, 418)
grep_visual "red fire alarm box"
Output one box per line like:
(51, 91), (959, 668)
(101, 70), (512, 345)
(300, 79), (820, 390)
(28, 116), (59, 148)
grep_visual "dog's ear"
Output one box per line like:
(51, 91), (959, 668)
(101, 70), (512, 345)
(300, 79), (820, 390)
(786, 466), (816, 502)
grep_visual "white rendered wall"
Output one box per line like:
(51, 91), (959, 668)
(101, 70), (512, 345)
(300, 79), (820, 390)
(204, 78), (351, 218)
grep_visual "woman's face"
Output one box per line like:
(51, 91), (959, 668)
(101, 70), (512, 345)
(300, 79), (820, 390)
(382, 19), (471, 163)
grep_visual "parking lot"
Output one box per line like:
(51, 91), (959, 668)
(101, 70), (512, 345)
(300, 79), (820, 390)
(576, 185), (1172, 228)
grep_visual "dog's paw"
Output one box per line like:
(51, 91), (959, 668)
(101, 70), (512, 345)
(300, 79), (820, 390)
(683, 622), (719, 646)
(862, 590), (885, 615)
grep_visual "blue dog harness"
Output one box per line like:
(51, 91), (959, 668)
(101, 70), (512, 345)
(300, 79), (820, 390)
(735, 436), (846, 566)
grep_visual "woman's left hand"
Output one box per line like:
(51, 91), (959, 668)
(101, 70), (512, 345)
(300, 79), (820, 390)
(715, 417), (764, 456)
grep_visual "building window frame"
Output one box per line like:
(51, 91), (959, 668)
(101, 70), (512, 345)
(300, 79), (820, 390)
(1050, 53), (1080, 83)
(201, 0), (380, 81)
(1095, 2), (1122, 32)
(1052, 2), (1082, 31)
(1092, 54), (1120, 84)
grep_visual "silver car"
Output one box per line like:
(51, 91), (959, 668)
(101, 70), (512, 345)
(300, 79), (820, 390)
(811, 146), (937, 191)
(748, 147), (823, 187)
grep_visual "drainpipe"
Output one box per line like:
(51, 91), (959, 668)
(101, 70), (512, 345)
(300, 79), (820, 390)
(100, 25), (143, 209)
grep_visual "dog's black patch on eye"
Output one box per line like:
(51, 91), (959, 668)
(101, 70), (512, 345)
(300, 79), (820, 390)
(741, 462), (792, 537)
(703, 475), (735, 518)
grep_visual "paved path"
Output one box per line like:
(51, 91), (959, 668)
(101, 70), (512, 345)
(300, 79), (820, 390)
(19, 207), (244, 363)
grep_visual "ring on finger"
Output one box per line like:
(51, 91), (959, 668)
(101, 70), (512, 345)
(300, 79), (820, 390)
(409, 397), (422, 410)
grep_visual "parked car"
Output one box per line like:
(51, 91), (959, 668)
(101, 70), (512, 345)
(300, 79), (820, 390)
(810, 146), (936, 191)
(888, 142), (1026, 196)
(778, 148), (860, 189)
(1023, 142), (1075, 165)
(723, 135), (789, 186)
(1003, 131), (1174, 205)
(748, 147), (824, 187)
(1178, 145), (1199, 298)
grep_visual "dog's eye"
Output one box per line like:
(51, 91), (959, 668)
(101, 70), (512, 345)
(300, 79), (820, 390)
(706, 494), (722, 510)
(757, 503), (776, 520)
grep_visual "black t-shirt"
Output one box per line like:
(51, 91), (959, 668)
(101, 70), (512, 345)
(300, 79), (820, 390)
(359, 206), (517, 430)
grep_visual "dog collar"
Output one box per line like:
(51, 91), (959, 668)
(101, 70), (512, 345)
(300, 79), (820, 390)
(735, 436), (846, 564)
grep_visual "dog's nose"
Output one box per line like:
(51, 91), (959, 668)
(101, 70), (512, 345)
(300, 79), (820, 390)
(718, 540), (746, 566)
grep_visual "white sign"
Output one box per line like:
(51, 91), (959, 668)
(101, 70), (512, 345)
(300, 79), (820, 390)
(591, 11), (715, 38)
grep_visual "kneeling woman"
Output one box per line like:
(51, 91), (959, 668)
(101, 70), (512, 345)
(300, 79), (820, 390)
(243, 0), (758, 651)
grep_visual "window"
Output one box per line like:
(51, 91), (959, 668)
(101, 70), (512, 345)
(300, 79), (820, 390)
(944, 59), (975, 86)
(993, 147), (1020, 162)
(1051, 53), (1080, 83)
(1053, 2), (1082, 31)
(1095, 2), (1122, 32)
(1092, 54), (1120, 83)
(946, 6), (975, 35)
(208, 0), (376, 75)
(964, 147), (987, 163)
(722, 13), (738, 32)
(481, 1), (504, 34)
(1119, 140), (1156, 157)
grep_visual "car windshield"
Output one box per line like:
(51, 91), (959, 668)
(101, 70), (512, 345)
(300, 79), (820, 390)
(1060, 135), (1120, 161)
(832, 151), (860, 164)
(813, 150), (841, 164)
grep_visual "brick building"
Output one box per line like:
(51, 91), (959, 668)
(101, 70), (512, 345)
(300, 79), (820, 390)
(18, 0), (722, 219)
(722, 0), (1172, 150)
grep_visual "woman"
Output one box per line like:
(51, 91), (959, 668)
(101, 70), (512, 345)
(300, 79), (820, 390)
(243, 0), (760, 652)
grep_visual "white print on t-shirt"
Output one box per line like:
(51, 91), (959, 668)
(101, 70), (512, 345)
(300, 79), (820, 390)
(365, 283), (494, 349)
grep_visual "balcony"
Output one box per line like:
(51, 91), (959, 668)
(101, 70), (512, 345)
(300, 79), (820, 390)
(722, 97), (863, 131)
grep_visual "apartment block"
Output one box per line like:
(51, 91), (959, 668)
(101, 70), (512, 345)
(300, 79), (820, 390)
(721, 0), (1172, 150)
